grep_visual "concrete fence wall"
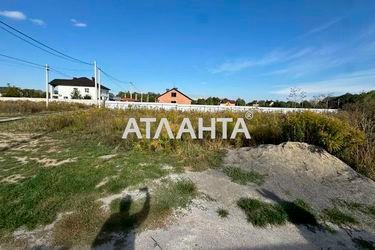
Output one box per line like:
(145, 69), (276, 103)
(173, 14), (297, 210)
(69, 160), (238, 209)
(0, 97), (97, 105)
(0, 97), (337, 113)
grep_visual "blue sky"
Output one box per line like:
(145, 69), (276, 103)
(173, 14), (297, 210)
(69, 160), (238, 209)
(1, 0), (375, 101)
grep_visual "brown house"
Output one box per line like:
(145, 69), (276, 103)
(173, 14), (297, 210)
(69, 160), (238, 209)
(220, 99), (236, 106)
(157, 88), (192, 104)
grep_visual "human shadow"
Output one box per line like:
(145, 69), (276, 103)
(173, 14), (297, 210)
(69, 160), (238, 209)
(92, 187), (150, 250)
(257, 188), (319, 229)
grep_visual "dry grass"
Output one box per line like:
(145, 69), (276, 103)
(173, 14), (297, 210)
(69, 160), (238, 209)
(2, 106), (368, 176)
(341, 100), (375, 179)
(0, 100), (89, 116)
(6, 107), (366, 175)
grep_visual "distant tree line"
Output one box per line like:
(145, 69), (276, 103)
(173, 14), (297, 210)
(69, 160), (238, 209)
(323, 91), (375, 109)
(189, 90), (375, 109)
(0, 84), (45, 98)
(115, 91), (160, 102)
(192, 97), (246, 106)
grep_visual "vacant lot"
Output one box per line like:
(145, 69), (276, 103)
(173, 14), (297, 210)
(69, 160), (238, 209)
(0, 105), (374, 249)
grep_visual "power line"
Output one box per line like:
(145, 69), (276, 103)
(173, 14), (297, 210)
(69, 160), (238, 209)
(99, 68), (129, 85)
(0, 58), (45, 70)
(49, 68), (74, 78)
(0, 52), (45, 68)
(0, 52), (76, 79)
(0, 19), (92, 66)
(99, 67), (141, 92)
(0, 26), (81, 64)
(99, 68), (131, 89)
(49, 65), (92, 72)
(0, 19), (140, 94)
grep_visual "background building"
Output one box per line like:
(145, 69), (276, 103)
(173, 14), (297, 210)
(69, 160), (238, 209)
(220, 99), (236, 106)
(50, 77), (110, 100)
(157, 88), (192, 104)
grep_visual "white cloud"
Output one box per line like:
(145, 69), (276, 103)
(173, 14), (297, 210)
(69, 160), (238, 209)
(0, 10), (26, 20)
(211, 60), (255, 73)
(70, 19), (87, 28)
(272, 69), (375, 96)
(211, 47), (314, 74)
(30, 18), (45, 26)
(298, 17), (343, 39)
(268, 38), (375, 79)
(212, 18), (343, 74)
(0, 10), (46, 26)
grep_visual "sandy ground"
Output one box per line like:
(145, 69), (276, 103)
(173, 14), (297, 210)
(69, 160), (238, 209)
(90, 142), (375, 250)
(3, 142), (375, 249)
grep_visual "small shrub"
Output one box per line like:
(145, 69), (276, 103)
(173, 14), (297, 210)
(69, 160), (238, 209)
(322, 208), (357, 225)
(237, 198), (318, 227)
(217, 208), (229, 218)
(237, 198), (287, 226)
(224, 167), (264, 185)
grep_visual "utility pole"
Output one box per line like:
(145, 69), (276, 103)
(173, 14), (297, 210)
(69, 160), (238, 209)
(94, 60), (98, 107)
(45, 64), (49, 108)
(129, 82), (133, 100)
(98, 69), (101, 108)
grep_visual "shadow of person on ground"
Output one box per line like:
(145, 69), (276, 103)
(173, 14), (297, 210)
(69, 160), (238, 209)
(92, 187), (150, 250)
(257, 188), (318, 229)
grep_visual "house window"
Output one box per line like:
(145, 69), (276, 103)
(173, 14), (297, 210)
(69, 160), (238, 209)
(171, 92), (177, 97)
(171, 101), (176, 103)
(85, 88), (89, 93)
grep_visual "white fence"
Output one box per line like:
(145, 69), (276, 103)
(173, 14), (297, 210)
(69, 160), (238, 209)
(105, 101), (337, 113)
(0, 97), (337, 113)
(0, 97), (97, 105)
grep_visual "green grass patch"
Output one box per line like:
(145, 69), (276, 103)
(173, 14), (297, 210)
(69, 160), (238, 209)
(237, 198), (318, 227)
(217, 208), (229, 218)
(333, 199), (375, 218)
(153, 179), (197, 213)
(0, 133), (180, 237)
(237, 198), (287, 226)
(223, 167), (264, 185)
(322, 207), (358, 226)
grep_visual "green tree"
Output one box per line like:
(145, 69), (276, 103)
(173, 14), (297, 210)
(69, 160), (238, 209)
(71, 88), (82, 99)
(2, 84), (22, 97)
(235, 98), (246, 106)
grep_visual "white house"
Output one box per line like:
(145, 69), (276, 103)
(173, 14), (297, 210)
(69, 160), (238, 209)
(49, 77), (110, 100)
